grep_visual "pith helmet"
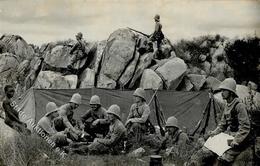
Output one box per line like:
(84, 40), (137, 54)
(90, 95), (101, 105)
(70, 93), (82, 105)
(165, 116), (179, 128)
(133, 88), (146, 101)
(154, 14), (160, 21)
(107, 104), (121, 120)
(76, 32), (83, 38)
(218, 78), (238, 97)
(45, 102), (58, 116)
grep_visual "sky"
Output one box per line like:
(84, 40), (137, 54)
(0, 0), (260, 45)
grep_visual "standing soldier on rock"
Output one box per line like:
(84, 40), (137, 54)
(68, 32), (87, 69)
(149, 14), (164, 59)
(79, 95), (109, 140)
(125, 88), (153, 148)
(188, 78), (253, 166)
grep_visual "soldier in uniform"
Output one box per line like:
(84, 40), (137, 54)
(80, 95), (109, 139)
(125, 88), (153, 148)
(188, 78), (253, 166)
(37, 102), (71, 147)
(2, 85), (30, 134)
(149, 14), (164, 59)
(68, 32), (87, 69)
(160, 116), (190, 158)
(54, 93), (83, 141)
(70, 104), (126, 155)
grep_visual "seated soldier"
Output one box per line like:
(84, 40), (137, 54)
(2, 85), (30, 135)
(188, 78), (254, 166)
(70, 104), (126, 155)
(160, 116), (190, 158)
(80, 95), (109, 139)
(125, 88), (153, 148)
(37, 102), (71, 147)
(54, 93), (83, 141)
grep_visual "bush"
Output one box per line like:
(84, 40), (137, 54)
(225, 37), (260, 88)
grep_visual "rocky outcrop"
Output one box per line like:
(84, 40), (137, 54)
(93, 40), (107, 74)
(99, 29), (136, 81)
(0, 53), (19, 94)
(204, 76), (221, 91)
(79, 68), (95, 88)
(156, 57), (187, 90)
(97, 73), (116, 89)
(0, 34), (34, 61)
(129, 52), (154, 88)
(34, 71), (78, 89)
(187, 74), (206, 91)
(140, 69), (163, 90)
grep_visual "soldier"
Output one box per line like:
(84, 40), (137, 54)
(188, 78), (253, 166)
(54, 93), (83, 141)
(80, 95), (109, 139)
(149, 14), (164, 59)
(2, 85), (30, 134)
(68, 32), (87, 69)
(37, 102), (71, 147)
(125, 88), (153, 148)
(71, 104), (127, 155)
(161, 116), (190, 157)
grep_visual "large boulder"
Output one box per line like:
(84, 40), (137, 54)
(79, 68), (95, 88)
(156, 57), (187, 90)
(0, 53), (19, 95)
(0, 34), (34, 61)
(118, 52), (140, 87)
(93, 40), (107, 74)
(177, 76), (194, 91)
(187, 74), (207, 91)
(210, 61), (233, 81)
(140, 69), (163, 90)
(99, 28), (137, 81)
(203, 76), (221, 91)
(43, 40), (95, 70)
(129, 52), (154, 88)
(34, 71), (78, 89)
(97, 74), (116, 89)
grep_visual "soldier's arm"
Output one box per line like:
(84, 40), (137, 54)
(61, 112), (80, 134)
(130, 105), (150, 123)
(97, 126), (122, 146)
(211, 112), (227, 135)
(233, 103), (251, 144)
(69, 43), (79, 54)
(126, 105), (135, 120)
(98, 110), (110, 125)
(154, 22), (160, 33)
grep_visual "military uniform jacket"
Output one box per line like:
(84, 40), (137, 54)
(164, 130), (189, 148)
(37, 116), (57, 136)
(127, 102), (151, 124)
(212, 98), (251, 145)
(97, 119), (126, 147)
(81, 107), (108, 124)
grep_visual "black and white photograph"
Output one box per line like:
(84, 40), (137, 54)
(0, 0), (259, 165)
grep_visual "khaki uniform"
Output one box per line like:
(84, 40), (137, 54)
(69, 40), (86, 68)
(81, 107), (109, 137)
(162, 130), (190, 156)
(189, 98), (252, 165)
(126, 102), (151, 146)
(73, 119), (126, 155)
(37, 116), (68, 147)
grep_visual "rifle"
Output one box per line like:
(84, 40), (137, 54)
(127, 27), (150, 38)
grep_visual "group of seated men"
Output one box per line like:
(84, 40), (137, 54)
(2, 77), (258, 165)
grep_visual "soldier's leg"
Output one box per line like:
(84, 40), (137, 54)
(188, 147), (216, 166)
(88, 141), (109, 155)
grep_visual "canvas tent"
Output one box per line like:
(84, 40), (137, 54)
(15, 88), (223, 136)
